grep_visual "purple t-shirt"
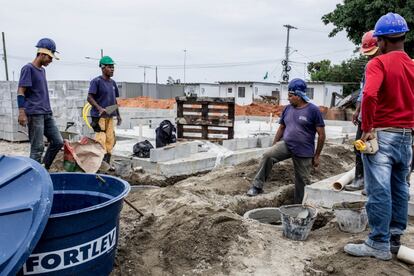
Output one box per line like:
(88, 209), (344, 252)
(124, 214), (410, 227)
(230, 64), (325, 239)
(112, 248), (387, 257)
(88, 76), (119, 118)
(279, 103), (325, 157)
(18, 63), (51, 115)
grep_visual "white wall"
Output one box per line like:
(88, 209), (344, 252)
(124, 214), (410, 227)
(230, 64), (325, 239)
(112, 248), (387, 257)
(185, 84), (219, 97)
(252, 83), (280, 99)
(219, 84), (253, 105)
(280, 83), (343, 107)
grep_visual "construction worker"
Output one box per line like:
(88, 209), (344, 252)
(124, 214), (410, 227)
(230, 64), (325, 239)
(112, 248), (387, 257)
(344, 13), (414, 260)
(87, 56), (122, 165)
(17, 38), (63, 169)
(246, 78), (326, 203)
(345, 30), (381, 191)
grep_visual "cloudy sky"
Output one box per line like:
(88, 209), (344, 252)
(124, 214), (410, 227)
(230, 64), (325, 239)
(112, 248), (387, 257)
(0, 0), (359, 84)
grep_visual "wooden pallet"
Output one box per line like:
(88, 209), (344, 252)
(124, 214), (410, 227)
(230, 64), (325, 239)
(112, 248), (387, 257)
(175, 96), (235, 141)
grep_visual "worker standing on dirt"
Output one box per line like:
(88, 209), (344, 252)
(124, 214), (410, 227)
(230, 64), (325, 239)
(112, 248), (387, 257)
(87, 56), (122, 165)
(345, 30), (381, 192)
(17, 38), (63, 170)
(344, 13), (414, 261)
(246, 78), (326, 203)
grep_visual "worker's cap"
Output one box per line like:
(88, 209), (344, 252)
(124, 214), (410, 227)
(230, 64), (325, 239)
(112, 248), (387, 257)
(36, 38), (59, 60)
(288, 78), (310, 102)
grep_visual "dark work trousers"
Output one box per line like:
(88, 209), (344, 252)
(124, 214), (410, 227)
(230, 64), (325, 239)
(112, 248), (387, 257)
(354, 121), (364, 179)
(28, 114), (64, 169)
(252, 141), (312, 204)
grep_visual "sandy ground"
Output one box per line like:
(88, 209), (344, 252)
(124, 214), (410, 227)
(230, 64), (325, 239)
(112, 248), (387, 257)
(2, 140), (413, 275)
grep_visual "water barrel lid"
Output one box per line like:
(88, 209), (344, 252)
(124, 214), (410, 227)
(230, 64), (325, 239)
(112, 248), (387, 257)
(0, 155), (53, 275)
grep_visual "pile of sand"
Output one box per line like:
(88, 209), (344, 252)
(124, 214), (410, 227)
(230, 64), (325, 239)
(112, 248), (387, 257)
(110, 144), (414, 276)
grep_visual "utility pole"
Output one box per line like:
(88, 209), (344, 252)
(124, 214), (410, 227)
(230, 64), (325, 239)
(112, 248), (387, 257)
(138, 66), (151, 83)
(183, 49), (187, 84)
(155, 66), (158, 85)
(281, 24), (297, 82)
(100, 49), (104, 58)
(2, 32), (9, 81)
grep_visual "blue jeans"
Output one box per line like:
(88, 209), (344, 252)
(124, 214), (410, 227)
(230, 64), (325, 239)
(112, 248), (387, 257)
(28, 114), (64, 169)
(363, 130), (412, 251)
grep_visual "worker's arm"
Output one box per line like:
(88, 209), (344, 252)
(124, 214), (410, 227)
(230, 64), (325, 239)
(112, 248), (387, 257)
(17, 87), (28, 126)
(361, 58), (383, 140)
(272, 124), (285, 145)
(87, 94), (106, 116)
(352, 101), (361, 126)
(313, 126), (326, 168)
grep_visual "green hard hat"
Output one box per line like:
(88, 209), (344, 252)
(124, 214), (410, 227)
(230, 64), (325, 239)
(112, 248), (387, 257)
(99, 56), (115, 66)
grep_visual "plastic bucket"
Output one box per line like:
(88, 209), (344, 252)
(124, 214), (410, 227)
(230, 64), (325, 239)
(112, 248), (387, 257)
(19, 173), (130, 276)
(333, 201), (367, 233)
(279, 205), (318, 241)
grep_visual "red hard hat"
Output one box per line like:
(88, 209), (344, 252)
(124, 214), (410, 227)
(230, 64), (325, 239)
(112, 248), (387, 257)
(361, 30), (378, 56)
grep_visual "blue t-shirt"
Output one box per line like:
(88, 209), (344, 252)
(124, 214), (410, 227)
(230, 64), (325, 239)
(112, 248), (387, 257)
(279, 103), (325, 157)
(18, 63), (51, 115)
(88, 76), (119, 118)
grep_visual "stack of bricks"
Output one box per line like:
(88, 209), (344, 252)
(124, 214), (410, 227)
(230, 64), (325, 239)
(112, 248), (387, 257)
(0, 81), (94, 142)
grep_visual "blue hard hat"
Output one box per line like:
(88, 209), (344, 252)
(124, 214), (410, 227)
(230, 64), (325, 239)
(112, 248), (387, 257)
(288, 78), (310, 102)
(373, 12), (409, 37)
(35, 38), (58, 53)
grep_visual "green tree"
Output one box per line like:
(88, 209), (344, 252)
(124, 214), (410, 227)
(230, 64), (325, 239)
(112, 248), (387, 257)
(322, 0), (414, 57)
(308, 56), (367, 96)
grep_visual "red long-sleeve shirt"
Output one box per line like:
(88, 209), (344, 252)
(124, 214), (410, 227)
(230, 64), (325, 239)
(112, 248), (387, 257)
(361, 51), (414, 132)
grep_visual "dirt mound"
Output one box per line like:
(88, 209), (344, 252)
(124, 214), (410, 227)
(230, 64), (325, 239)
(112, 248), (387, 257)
(118, 97), (176, 109)
(112, 143), (408, 275)
(118, 96), (331, 117)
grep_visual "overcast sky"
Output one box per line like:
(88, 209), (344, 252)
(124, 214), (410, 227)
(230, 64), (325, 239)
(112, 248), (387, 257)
(0, 0), (359, 84)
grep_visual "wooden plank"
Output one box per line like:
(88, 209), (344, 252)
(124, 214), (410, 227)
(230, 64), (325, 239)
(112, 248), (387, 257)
(176, 96), (235, 104)
(183, 128), (229, 134)
(176, 116), (233, 127)
(207, 108), (229, 114)
(177, 124), (184, 139)
(183, 107), (202, 113)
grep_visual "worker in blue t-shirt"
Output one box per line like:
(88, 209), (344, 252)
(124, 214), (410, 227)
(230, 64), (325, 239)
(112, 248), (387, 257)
(87, 56), (122, 165)
(17, 38), (63, 169)
(247, 78), (326, 204)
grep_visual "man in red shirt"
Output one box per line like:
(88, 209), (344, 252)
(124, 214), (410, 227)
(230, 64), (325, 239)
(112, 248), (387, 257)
(345, 13), (414, 260)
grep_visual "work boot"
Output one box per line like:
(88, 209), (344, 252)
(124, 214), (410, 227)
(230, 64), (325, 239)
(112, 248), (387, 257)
(345, 162), (364, 191)
(344, 243), (392, 261)
(103, 153), (111, 164)
(345, 177), (364, 191)
(390, 235), (401, 254)
(246, 186), (263, 197)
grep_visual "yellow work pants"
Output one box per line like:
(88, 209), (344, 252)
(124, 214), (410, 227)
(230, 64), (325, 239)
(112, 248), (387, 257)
(95, 118), (115, 154)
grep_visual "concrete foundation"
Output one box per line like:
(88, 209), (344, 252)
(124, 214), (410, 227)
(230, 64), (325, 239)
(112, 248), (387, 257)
(304, 173), (414, 217)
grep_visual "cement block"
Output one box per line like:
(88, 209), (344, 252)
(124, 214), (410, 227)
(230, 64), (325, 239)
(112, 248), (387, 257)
(236, 138), (249, 150)
(222, 139), (237, 151)
(247, 137), (258, 149)
(174, 143), (192, 159)
(150, 147), (176, 162)
(257, 136), (272, 148)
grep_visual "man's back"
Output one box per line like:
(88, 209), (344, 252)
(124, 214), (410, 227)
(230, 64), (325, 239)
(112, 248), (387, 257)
(363, 51), (414, 130)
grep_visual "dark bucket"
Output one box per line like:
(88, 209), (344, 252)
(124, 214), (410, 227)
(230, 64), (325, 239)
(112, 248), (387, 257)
(19, 173), (130, 275)
(279, 205), (317, 241)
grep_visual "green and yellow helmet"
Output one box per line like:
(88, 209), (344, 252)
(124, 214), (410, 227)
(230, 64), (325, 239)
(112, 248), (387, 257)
(99, 56), (115, 67)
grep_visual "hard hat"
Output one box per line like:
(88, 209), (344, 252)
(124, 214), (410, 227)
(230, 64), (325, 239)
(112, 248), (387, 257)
(288, 78), (310, 102)
(361, 30), (379, 56)
(99, 56), (115, 67)
(373, 12), (409, 37)
(35, 38), (59, 60)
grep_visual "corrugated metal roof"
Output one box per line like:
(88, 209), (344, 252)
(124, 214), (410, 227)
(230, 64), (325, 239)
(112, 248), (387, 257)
(218, 81), (279, 85)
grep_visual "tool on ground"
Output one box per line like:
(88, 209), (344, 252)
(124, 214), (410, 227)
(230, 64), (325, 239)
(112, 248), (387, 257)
(95, 175), (144, 217)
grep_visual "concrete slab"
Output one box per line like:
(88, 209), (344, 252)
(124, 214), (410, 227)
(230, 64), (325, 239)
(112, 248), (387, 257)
(304, 173), (414, 217)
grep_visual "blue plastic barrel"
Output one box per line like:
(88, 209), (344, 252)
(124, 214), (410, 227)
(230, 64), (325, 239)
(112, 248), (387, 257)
(19, 173), (130, 276)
